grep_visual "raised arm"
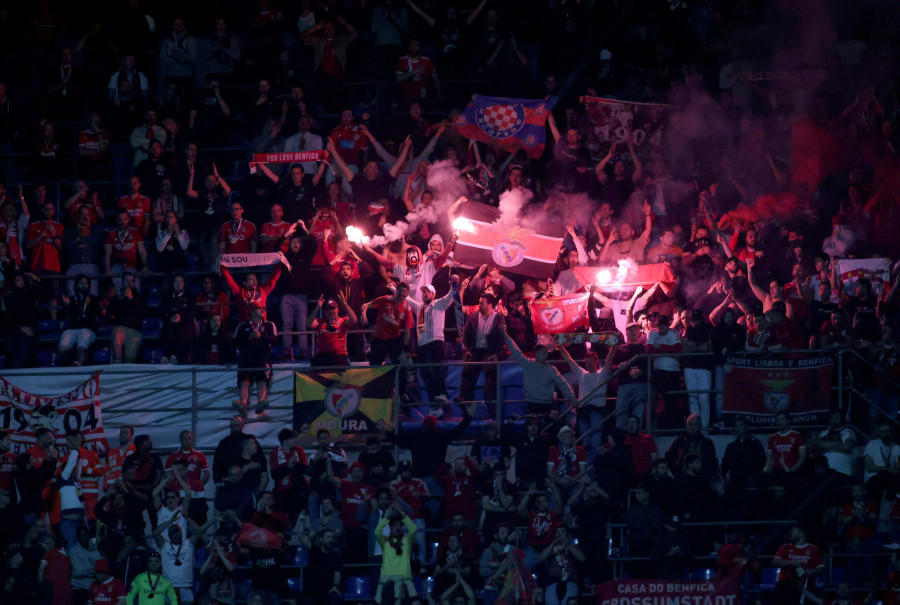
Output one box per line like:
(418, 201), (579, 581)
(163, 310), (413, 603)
(326, 138), (355, 182)
(361, 125), (398, 164)
(746, 256), (768, 304)
(547, 112), (561, 143)
(389, 136), (413, 179)
(628, 140), (643, 183)
(404, 0), (436, 28)
(594, 143), (617, 185)
(557, 344), (582, 375)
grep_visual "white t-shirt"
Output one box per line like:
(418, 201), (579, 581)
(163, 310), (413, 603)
(863, 439), (900, 482)
(160, 535), (196, 588)
(818, 427), (855, 476)
(647, 329), (681, 371)
(574, 367), (609, 408)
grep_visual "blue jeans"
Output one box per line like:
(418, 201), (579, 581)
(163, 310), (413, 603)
(59, 517), (84, 550)
(281, 293), (309, 356)
(615, 382), (648, 428)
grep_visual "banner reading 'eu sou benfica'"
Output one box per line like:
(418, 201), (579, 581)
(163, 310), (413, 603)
(722, 354), (833, 426)
(593, 578), (738, 605)
(294, 367), (396, 445)
(455, 95), (551, 158)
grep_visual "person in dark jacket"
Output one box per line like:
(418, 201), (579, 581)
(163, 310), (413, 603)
(2, 272), (39, 367)
(57, 273), (101, 366)
(458, 293), (506, 403)
(159, 273), (196, 364)
(278, 220), (318, 361)
(234, 305), (278, 415)
(108, 272), (146, 363)
(194, 312), (236, 365)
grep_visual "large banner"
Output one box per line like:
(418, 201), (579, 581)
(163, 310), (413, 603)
(594, 579), (738, 605)
(572, 263), (678, 295)
(0, 373), (105, 455)
(294, 367), (396, 445)
(455, 95), (551, 158)
(835, 258), (891, 296)
(722, 355), (833, 426)
(531, 293), (590, 334)
(453, 201), (563, 278)
(582, 96), (673, 158)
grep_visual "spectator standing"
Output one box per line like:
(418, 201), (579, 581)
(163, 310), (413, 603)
(234, 306), (278, 415)
(58, 274), (101, 366)
(159, 273), (196, 364)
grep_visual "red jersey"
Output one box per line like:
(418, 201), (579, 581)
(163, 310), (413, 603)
(0, 213), (27, 266)
(527, 509), (560, 548)
(165, 449), (210, 487)
(78, 129), (107, 159)
(260, 220), (290, 253)
(310, 211), (339, 267)
(196, 291), (230, 326)
(0, 450), (17, 491)
(316, 316), (350, 357)
(390, 477), (429, 519)
(339, 479), (370, 527)
(547, 445), (587, 478)
(841, 500), (878, 540)
(105, 227), (143, 268)
(396, 55), (435, 101)
(72, 447), (103, 497)
(371, 296), (413, 341)
(328, 124), (368, 165)
(437, 459), (479, 520)
(117, 195), (151, 231)
(41, 549), (72, 605)
(220, 219), (257, 254)
(767, 430), (805, 472)
(25, 219), (63, 272)
(717, 542), (750, 579)
(269, 446), (309, 493)
(625, 433), (658, 477)
(220, 264), (282, 322)
(774, 542), (823, 581)
(28, 443), (54, 469)
(90, 577), (127, 605)
(104, 443), (135, 488)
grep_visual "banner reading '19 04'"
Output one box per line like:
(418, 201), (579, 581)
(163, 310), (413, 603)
(0, 373), (105, 455)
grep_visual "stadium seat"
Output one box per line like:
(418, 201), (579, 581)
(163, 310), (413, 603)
(344, 576), (372, 600)
(691, 568), (716, 581)
(287, 577), (303, 592)
(38, 320), (62, 340)
(142, 317), (161, 339)
(271, 345), (285, 361)
(93, 349), (112, 364)
(37, 350), (57, 367)
(758, 567), (780, 590)
(292, 545), (308, 567)
(142, 349), (163, 364)
(427, 541), (439, 563)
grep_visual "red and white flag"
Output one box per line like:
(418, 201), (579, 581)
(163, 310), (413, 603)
(530, 293), (590, 334)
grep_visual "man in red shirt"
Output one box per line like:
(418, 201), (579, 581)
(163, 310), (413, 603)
(436, 456), (480, 521)
(89, 558), (126, 605)
(772, 525), (824, 604)
(395, 39), (439, 106)
(0, 196), (29, 266)
(309, 293), (357, 367)
(390, 459), (430, 563)
(624, 415), (659, 479)
(332, 461), (371, 564)
(102, 426), (134, 492)
(25, 201), (64, 275)
(328, 109), (368, 167)
(361, 282), (413, 366)
(219, 200), (257, 254)
(219, 256), (285, 322)
(546, 427), (587, 496)
(765, 411), (807, 487)
(104, 209), (148, 289)
(0, 430), (17, 495)
(269, 427), (309, 523)
(117, 176), (152, 236)
(164, 430), (210, 523)
(259, 203), (291, 253)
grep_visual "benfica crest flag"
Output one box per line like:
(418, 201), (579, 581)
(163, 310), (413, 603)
(531, 294), (590, 334)
(572, 263), (678, 295)
(294, 367), (396, 445)
(453, 201), (563, 277)
(455, 95), (551, 158)
(835, 258), (891, 296)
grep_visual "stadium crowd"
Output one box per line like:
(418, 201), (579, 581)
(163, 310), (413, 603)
(0, 0), (900, 603)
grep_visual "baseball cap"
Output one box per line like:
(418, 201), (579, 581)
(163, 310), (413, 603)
(324, 299), (338, 308)
(420, 284), (436, 294)
(94, 559), (112, 573)
(558, 426), (574, 437)
(349, 462), (365, 472)
(398, 460), (412, 472)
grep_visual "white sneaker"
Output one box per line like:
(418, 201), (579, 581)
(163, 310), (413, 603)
(170, 355), (177, 365)
(435, 394), (450, 403)
(160, 356), (169, 364)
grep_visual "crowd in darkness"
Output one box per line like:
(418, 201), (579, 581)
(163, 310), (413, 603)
(0, 0), (899, 603)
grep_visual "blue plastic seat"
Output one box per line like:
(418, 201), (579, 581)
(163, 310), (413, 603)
(142, 317), (161, 339)
(292, 545), (308, 567)
(691, 568), (716, 581)
(93, 348), (112, 364)
(344, 576), (372, 600)
(758, 567), (780, 590)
